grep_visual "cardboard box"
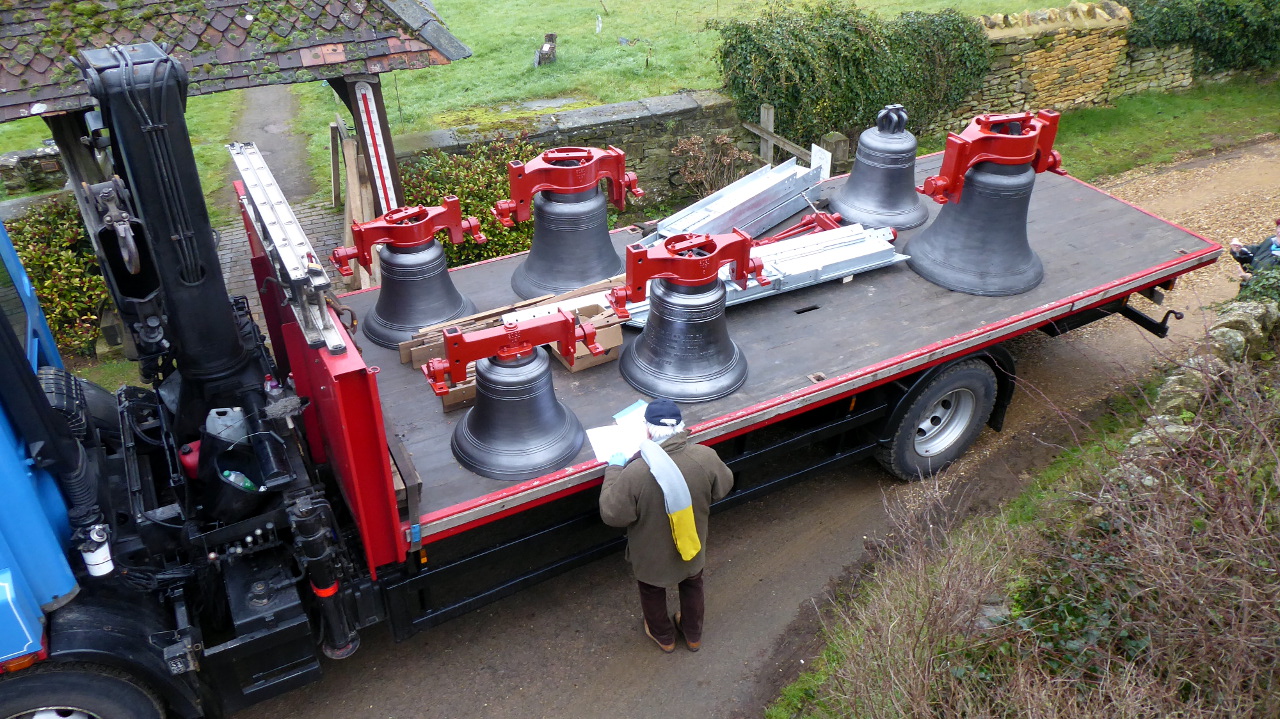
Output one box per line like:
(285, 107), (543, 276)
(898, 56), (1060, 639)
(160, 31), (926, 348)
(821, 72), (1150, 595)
(549, 304), (624, 373)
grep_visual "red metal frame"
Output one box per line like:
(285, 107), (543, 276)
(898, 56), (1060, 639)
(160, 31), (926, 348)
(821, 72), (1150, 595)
(919, 110), (1064, 205)
(240, 190), (405, 578)
(423, 310), (604, 395)
(411, 170), (1223, 542)
(331, 198), (485, 277)
(753, 212), (849, 246)
(606, 229), (770, 316)
(492, 146), (644, 227)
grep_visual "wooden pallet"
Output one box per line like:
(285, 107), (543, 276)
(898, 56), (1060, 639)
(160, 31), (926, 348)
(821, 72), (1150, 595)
(396, 275), (627, 412)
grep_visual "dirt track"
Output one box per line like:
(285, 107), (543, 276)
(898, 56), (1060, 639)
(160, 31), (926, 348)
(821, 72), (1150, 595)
(235, 139), (1277, 719)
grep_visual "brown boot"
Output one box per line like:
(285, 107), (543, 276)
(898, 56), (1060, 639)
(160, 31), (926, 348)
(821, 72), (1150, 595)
(674, 612), (700, 652)
(644, 619), (675, 653)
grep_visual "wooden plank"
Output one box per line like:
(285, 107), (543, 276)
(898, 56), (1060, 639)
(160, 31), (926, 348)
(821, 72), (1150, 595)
(329, 121), (342, 208)
(341, 136), (366, 291)
(743, 121), (811, 164)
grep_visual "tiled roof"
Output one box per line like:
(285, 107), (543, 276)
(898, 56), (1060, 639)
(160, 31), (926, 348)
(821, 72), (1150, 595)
(0, 0), (470, 122)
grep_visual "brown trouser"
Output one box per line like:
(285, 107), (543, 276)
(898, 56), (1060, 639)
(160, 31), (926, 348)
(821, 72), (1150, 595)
(637, 570), (704, 646)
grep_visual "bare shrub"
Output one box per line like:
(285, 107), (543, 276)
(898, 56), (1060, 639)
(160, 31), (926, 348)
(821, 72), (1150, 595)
(811, 353), (1280, 718)
(669, 134), (757, 198)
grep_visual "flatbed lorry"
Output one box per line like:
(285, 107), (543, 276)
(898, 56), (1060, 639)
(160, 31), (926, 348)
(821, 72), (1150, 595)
(0, 43), (1219, 718)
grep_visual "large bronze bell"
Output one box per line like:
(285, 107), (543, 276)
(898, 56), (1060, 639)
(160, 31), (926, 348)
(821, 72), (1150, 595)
(364, 241), (476, 349)
(335, 200), (485, 349)
(510, 186), (623, 299)
(905, 161), (1042, 297)
(828, 104), (928, 231)
(451, 348), (585, 481)
(619, 278), (747, 403)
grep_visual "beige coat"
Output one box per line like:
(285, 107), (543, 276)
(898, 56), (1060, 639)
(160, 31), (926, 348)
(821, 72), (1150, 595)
(599, 432), (734, 587)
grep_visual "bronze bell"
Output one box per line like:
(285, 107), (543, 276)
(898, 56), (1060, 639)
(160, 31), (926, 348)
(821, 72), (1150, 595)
(493, 146), (644, 300)
(333, 201), (485, 350)
(511, 186), (623, 299)
(906, 109), (1064, 297)
(451, 348), (586, 481)
(619, 279), (748, 403)
(907, 161), (1042, 296)
(364, 242), (477, 349)
(827, 104), (928, 231)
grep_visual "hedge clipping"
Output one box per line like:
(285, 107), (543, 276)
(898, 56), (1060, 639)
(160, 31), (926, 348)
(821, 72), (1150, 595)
(713, 1), (991, 147)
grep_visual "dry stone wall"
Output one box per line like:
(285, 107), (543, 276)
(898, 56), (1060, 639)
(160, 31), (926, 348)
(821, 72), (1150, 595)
(925, 1), (1206, 134)
(395, 90), (754, 206)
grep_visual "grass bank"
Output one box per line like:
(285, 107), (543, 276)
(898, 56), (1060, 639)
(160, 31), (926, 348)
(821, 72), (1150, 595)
(769, 316), (1280, 716)
(0, 90), (246, 214)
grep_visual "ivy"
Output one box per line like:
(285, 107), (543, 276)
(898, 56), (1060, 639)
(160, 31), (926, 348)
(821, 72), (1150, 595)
(399, 135), (543, 267)
(1127, 0), (1280, 72)
(712, 1), (990, 146)
(5, 197), (108, 356)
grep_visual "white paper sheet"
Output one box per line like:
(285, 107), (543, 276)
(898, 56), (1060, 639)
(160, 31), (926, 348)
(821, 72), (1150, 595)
(586, 400), (651, 462)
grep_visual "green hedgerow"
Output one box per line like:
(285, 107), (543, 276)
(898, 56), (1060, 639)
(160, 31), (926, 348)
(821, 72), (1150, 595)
(1127, 0), (1280, 72)
(5, 196), (107, 355)
(399, 135), (544, 267)
(712, 1), (990, 146)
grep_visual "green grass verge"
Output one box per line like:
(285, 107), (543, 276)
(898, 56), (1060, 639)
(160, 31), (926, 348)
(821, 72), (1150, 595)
(766, 379), (1158, 719)
(66, 351), (139, 390)
(185, 90), (247, 225)
(1053, 74), (1280, 181)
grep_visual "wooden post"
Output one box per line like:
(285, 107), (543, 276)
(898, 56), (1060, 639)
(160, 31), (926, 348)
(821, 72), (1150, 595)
(328, 75), (404, 217)
(329, 119), (343, 208)
(819, 131), (851, 174)
(759, 104), (775, 164)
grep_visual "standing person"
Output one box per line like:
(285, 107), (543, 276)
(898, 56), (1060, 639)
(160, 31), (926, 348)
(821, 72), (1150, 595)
(599, 399), (734, 653)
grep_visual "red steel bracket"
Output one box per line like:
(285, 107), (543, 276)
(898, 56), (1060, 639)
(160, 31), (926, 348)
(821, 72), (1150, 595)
(423, 309), (604, 395)
(330, 197), (486, 277)
(492, 146), (645, 228)
(753, 212), (847, 246)
(606, 229), (770, 318)
(918, 110), (1066, 205)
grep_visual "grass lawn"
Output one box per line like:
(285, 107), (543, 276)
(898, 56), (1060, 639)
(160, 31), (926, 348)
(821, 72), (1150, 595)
(1052, 75), (1280, 181)
(0, 90), (246, 219)
(294, 0), (1045, 143)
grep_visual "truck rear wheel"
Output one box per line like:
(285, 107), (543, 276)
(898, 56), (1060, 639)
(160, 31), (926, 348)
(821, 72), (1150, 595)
(875, 359), (997, 481)
(0, 663), (164, 719)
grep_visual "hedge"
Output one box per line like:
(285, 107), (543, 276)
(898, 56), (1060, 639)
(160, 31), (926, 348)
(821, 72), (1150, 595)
(713, 1), (990, 147)
(4, 196), (107, 356)
(1127, 0), (1280, 72)
(400, 135), (543, 267)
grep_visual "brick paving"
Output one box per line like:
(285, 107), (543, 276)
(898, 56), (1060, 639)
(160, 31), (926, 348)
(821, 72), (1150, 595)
(215, 200), (346, 322)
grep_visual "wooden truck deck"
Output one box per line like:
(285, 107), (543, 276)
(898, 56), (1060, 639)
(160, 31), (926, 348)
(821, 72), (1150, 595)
(341, 154), (1220, 539)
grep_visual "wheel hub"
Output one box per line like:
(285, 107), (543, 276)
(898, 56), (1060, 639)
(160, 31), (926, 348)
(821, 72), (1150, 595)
(914, 388), (977, 457)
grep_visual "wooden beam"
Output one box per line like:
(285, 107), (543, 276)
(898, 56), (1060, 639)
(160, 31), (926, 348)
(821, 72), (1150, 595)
(742, 121), (811, 164)
(329, 120), (343, 208)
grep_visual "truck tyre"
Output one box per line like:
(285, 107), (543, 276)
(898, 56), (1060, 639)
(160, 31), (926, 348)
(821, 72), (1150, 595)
(0, 662), (164, 719)
(875, 359), (997, 481)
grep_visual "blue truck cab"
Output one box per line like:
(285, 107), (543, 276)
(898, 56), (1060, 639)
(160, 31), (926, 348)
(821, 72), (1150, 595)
(0, 222), (78, 665)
